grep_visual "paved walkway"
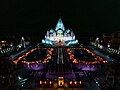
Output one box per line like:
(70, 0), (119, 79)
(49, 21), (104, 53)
(93, 50), (113, 62)
(87, 46), (113, 62)
(10, 46), (32, 60)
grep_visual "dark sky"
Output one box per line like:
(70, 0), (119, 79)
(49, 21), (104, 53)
(0, 0), (120, 37)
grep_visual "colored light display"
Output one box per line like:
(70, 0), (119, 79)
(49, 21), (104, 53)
(42, 18), (78, 46)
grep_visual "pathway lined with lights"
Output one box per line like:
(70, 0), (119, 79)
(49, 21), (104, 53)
(10, 46), (108, 89)
(48, 47), (73, 73)
(57, 47), (64, 64)
(9, 46), (32, 60)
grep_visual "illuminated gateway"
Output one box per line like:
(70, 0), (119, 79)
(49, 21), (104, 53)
(42, 18), (78, 46)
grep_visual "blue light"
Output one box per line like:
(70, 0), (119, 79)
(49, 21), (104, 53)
(80, 51), (83, 54)
(55, 18), (65, 31)
(57, 30), (63, 34)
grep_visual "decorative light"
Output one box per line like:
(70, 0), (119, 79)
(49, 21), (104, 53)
(74, 81), (77, 84)
(44, 81), (47, 84)
(79, 81), (82, 84)
(50, 81), (52, 84)
(21, 37), (24, 40)
(69, 81), (72, 84)
(40, 81), (42, 84)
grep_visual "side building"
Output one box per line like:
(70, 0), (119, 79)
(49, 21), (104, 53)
(103, 31), (120, 50)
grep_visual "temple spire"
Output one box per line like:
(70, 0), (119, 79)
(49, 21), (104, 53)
(55, 18), (65, 31)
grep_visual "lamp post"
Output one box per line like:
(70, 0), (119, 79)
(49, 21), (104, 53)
(10, 43), (13, 47)
(0, 46), (1, 50)
(95, 37), (99, 47)
(21, 36), (25, 48)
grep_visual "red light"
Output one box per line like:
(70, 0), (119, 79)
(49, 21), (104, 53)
(103, 60), (107, 63)
(44, 61), (46, 64)
(36, 61), (38, 63)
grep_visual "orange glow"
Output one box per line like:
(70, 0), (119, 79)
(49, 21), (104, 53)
(74, 81), (77, 84)
(40, 81), (42, 84)
(68, 52), (71, 55)
(69, 81), (72, 84)
(50, 48), (54, 51)
(36, 61), (38, 63)
(44, 61), (46, 64)
(50, 81), (52, 84)
(31, 49), (34, 52)
(47, 54), (50, 56)
(27, 62), (30, 64)
(49, 51), (52, 55)
(67, 48), (70, 51)
(80, 81), (82, 84)
(58, 77), (64, 86)
(44, 81), (47, 84)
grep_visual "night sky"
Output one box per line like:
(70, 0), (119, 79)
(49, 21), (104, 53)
(0, 0), (120, 37)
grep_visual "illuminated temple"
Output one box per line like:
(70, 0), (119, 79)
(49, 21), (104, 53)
(42, 18), (78, 46)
